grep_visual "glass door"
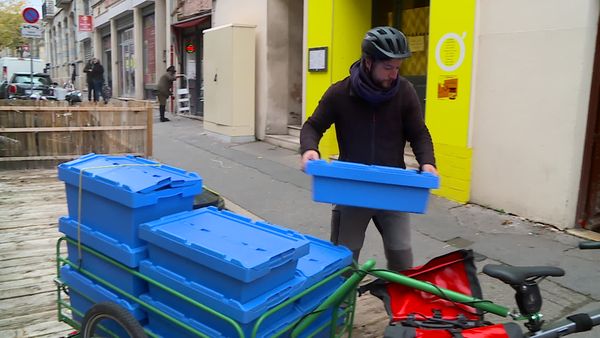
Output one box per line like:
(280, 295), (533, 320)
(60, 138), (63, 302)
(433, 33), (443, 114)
(120, 28), (135, 97)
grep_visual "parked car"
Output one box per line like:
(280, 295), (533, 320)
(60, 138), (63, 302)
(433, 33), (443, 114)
(0, 57), (44, 83)
(0, 72), (57, 100)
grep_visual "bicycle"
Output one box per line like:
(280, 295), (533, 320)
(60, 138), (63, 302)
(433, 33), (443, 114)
(291, 241), (600, 338)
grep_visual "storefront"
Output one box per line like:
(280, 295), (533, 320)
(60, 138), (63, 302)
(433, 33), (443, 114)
(305, 0), (476, 203)
(305, 0), (600, 229)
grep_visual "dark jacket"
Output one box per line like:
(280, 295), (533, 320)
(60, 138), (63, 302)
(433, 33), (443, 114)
(157, 72), (176, 98)
(88, 63), (104, 82)
(300, 76), (435, 169)
(83, 61), (93, 83)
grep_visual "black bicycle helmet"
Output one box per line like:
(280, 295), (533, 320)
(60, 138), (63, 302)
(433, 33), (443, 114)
(361, 26), (411, 60)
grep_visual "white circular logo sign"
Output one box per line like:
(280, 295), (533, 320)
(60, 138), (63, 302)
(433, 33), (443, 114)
(435, 32), (466, 72)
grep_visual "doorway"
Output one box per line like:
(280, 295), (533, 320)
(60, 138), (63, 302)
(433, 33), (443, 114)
(119, 28), (135, 97)
(372, 0), (430, 113)
(102, 35), (112, 88)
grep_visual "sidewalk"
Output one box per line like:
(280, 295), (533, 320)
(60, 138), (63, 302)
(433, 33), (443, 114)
(152, 112), (600, 337)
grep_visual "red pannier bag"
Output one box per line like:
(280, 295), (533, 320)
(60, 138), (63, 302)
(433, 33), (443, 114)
(362, 250), (524, 338)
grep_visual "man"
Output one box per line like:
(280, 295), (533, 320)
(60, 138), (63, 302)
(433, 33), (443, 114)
(86, 58), (104, 103)
(157, 66), (176, 122)
(82, 59), (93, 101)
(300, 26), (438, 272)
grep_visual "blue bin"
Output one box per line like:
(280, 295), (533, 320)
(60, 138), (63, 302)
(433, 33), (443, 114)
(305, 160), (439, 213)
(59, 216), (146, 268)
(60, 265), (146, 338)
(139, 280), (341, 338)
(139, 261), (305, 332)
(295, 235), (352, 310)
(138, 235), (349, 337)
(60, 218), (147, 296)
(140, 295), (225, 338)
(58, 153), (202, 248)
(138, 207), (310, 303)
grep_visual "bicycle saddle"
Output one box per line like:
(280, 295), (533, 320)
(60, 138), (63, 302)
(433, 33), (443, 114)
(482, 264), (564, 285)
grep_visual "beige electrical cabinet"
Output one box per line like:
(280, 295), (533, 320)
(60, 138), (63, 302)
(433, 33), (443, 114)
(203, 24), (256, 142)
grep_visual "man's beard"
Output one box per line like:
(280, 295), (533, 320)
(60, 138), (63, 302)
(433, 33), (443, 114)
(368, 66), (392, 89)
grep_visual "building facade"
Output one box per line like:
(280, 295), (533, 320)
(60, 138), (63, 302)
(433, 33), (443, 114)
(39, 0), (599, 231)
(43, 0), (213, 107)
(303, 0), (600, 231)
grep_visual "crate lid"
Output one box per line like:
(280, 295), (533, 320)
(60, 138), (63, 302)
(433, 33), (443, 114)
(58, 154), (202, 207)
(139, 207), (310, 282)
(58, 153), (201, 193)
(305, 160), (439, 189)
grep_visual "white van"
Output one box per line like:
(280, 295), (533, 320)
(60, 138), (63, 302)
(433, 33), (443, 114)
(0, 57), (45, 83)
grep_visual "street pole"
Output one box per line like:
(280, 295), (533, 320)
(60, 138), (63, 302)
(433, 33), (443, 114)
(30, 38), (34, 95)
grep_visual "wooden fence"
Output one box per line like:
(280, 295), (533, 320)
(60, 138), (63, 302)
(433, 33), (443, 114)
(0, 100), (153, 170)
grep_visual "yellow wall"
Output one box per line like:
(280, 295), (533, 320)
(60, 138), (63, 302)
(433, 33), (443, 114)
(305, 0), (372, 161)
(425, 0), (476, 203)
(305, 0), (476, 204)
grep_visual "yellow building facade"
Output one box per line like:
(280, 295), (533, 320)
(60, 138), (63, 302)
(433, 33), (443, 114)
(305, 0), (476, 203)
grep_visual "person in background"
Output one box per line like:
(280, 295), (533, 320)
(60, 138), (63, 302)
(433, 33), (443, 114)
(299, 26), (438, 272)
(85, 58), (104, 103)
(82, 59), (94, 101)
(157, 66), (177, 122)
(70, 63), (77, 85)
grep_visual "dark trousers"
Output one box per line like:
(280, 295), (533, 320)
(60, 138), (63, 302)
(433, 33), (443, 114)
(331, 205), (412, 272)
(92, 80), (103, 102)
(87, 81), (93, 101)
(159, 105), (166, 119)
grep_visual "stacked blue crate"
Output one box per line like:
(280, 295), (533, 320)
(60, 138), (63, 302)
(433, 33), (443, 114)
(138, 207), (352, 338)
(58, 153), (203, 257)
(57, 153), (202, 329)
(305, 160), (440, 213)
(60, 265), (147, 337)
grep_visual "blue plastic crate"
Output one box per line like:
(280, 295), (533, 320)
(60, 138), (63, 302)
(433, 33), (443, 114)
(295, 235), (352, 309)
(58, 153), (202, 248)
(139, 277), (341, 338)
(138, 207), (310, 303)
(139, 260), (302, 324)
(305, 160), (440, 213)
(59, 216), (146, 268)
(138, 235), (349, 337)
(140, 295), (225, 338)
(60, 265), (146, 337)
(64, 240), (147, 296)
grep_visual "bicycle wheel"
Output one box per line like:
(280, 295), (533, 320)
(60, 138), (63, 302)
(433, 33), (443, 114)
(80, 302), (147, 338)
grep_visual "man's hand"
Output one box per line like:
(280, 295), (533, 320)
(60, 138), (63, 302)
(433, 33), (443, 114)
(301, 150), (320, 171)
(421, 164), (438, 176)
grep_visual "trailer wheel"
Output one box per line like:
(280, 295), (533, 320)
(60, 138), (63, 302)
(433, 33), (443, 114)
(80, 302), (147, 338)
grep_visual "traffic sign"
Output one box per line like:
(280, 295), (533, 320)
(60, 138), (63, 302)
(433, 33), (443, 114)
(21, 23), (43, 38)
(22, 7), (40, 24)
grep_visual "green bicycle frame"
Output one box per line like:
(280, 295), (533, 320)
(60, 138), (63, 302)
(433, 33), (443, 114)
(292, 259), (513, 337)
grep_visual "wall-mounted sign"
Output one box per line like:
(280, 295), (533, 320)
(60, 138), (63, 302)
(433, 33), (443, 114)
(435, 32), (466, 72)
(79, 15), (93, 32)
(308, 47), (328, 72)
(185, 42), (196, 54)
